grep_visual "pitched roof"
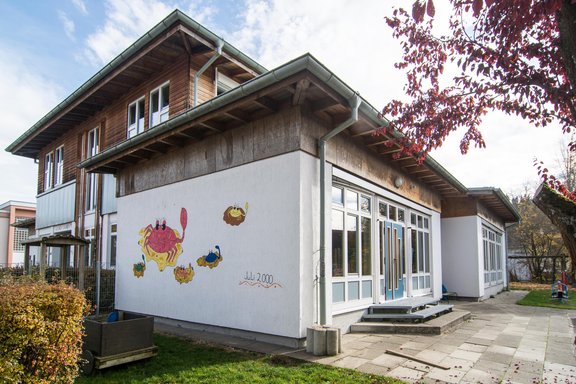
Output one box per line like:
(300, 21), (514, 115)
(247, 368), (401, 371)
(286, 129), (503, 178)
(6, 9), (267, 159)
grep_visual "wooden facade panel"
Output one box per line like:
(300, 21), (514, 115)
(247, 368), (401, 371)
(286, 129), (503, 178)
(117, 107), (301, 196)
(441, 197), (477, 218)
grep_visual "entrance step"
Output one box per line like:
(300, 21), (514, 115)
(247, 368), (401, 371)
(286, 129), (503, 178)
(368, 296), (439, 314)
(351, 309), (471, 335)
(364, 304), (453, 321)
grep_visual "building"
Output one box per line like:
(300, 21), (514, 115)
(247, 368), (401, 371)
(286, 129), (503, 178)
(0, 201), (36, 266)
(7, 10), (518, 347)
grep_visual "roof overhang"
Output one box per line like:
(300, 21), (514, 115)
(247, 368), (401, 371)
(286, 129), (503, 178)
(22, 234), (90, 247)
(78, 54), (468, 199)
(468, 187), (520, 223)
(6, 10), (267, 159)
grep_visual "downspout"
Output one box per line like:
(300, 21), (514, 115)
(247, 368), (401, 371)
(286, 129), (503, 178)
(318, 94), (361, 326)
(193, 39), (224, 107)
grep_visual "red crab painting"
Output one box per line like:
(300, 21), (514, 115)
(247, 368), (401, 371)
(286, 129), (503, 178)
(138, 208), (187, 271)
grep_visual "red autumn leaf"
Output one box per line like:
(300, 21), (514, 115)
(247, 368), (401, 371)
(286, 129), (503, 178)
(412, 0), (425, 22)
(426, 0), (435, 17)
(472, 0), (483, 16)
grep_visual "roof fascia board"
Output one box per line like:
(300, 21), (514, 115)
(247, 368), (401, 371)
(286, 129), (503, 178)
(468, 187), (520, 221)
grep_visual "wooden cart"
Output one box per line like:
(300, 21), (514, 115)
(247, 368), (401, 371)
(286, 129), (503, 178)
(81, 312), (158, 374)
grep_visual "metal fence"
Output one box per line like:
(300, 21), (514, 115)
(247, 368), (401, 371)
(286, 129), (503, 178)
(0, 263), (115, 314)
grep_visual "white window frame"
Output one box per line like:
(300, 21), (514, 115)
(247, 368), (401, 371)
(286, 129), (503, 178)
(54, 146), (64, 186)
(108, 223), (117, 269)
(216, 71), (239, 95)
(127, 96), (145, 138)
(483, 226), (504, 286)
(85, 228), (95, 267)
(44, 152), (54, 190)
(331, 185), (374, 309)
(410, 212), (432, 294)
(85, 128), (99, 212)
(150, 82), (169, 127)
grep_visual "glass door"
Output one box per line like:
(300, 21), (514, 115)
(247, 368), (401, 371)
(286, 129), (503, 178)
(384, 221), (405, 300)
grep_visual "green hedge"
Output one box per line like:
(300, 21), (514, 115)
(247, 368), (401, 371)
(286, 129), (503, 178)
(0, 280), (88, 383)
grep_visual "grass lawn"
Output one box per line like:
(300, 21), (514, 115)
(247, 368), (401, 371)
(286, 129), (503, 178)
(516, 289), (576, 310)
(76, 334), (404, 384)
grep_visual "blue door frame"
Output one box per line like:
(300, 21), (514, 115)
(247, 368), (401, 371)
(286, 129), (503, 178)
(384, 221), (405, 300)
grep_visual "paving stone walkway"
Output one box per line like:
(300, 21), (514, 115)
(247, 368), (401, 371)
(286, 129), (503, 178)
(293, 291), (576, 383)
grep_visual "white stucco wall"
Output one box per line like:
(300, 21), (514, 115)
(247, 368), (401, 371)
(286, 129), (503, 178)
(298, 152), (320, 332)
(441, 216), (482, 298)
(116, 152), (303, 339)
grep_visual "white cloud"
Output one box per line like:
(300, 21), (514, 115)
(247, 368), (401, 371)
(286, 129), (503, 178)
(230, 0), (408, 107)
(81, 0), (216, 67)
(58, 10), (76, 41)
(0, 48), (62, 204)
(72, 0), (88, 15)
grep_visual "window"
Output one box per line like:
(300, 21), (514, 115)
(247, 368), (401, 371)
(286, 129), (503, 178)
(54, 146), (64, 185)
(483, 226), (504, 286)
(44, 152), (54, 190)
(150, 82), (169, 127)
(331, 186), (372, 303)
(85, 228), (95, 267)
(85, 128), (99, 211)
(411, 212), (431, 293)
(217, 72), (239, 95)
(109, 224), (117, 268)
(127, 97), (145, 138)
(13, 218), (29, 253)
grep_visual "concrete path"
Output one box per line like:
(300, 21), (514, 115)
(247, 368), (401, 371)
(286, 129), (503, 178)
(293, 291), (576, 383)
(156, 291), (576, 383)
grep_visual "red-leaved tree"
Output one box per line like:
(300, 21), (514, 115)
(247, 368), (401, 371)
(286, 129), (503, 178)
(382, 0), (576, 274)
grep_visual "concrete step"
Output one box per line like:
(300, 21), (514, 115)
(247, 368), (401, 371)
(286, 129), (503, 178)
(351, 309), (471, 335)
(364, 304), (453, 321)
(369, 296), (438, 314)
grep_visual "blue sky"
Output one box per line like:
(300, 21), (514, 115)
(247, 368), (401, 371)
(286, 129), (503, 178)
(0, 0), (567, 204)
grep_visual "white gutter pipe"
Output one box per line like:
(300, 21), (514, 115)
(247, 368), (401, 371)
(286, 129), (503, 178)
(318, 94), (361, 326)
(193, 39), (224, 107)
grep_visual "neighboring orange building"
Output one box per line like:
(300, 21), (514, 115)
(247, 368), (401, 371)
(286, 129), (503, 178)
(0, 201), (36, 266)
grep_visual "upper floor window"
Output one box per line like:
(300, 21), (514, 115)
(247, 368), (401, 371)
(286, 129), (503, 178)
(44, 152), (54, 190)
(150, 82), (169, 127)
(54, 146), (64, 186)
(85, 128), (99, 211)
(87, 127), (99, 158)
(127, 97), (145, 138)
(217, 72), (239, 95)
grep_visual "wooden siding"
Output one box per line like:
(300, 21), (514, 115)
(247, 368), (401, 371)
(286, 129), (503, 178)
(441, 197), (477, 218)
(36, 53), (195, 194)
(116, 106), (302, 196)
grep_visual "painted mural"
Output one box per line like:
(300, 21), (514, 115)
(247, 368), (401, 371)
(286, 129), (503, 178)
(174, 263), (195, 284)
(223, 203), (248, 226)
(197, 246), (223, 269)
(138, 208), (187, 271)
(133, 256), (146, 278)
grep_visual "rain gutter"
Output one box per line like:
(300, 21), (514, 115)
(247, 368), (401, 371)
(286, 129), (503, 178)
(318, 94), (361, 326)
(194, 39), (223, 107)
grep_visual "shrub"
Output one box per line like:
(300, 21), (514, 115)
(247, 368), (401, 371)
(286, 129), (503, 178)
(0, 280), (88, 383)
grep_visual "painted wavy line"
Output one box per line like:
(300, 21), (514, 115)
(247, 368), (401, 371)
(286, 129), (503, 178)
(238, 280), (283, 289)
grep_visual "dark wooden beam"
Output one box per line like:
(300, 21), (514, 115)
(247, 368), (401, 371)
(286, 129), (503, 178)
(292, 79), (310, 106)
